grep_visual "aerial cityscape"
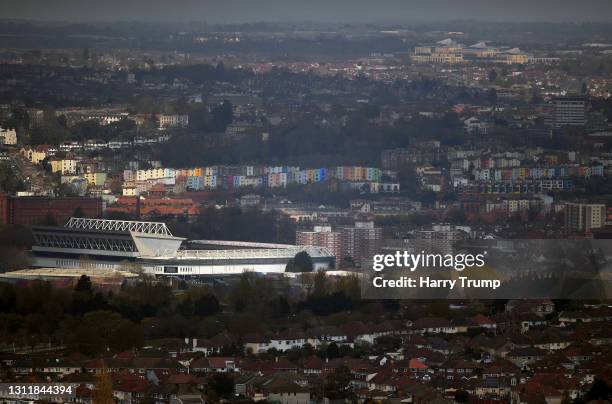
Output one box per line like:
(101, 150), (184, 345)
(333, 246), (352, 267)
(0, 1), (610, 403)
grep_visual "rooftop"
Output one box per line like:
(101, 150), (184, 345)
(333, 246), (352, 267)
(0, 267), (139, 279)
(65, 217), (173, 236)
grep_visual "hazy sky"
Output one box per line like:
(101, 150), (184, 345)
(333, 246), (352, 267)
(1, 0), (612, 23)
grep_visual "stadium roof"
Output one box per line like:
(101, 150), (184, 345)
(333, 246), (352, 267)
(32, 217), (185, 258)
(150, 246), (333, 260)
(190, 240), (297, 249)
(31, 218), (333, 268)
(65, 217), (173, 236)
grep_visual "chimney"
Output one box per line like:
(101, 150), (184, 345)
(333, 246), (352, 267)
(135, 196), (141, 219)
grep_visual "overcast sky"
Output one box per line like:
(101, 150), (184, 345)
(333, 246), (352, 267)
(1, 0), (612, 23)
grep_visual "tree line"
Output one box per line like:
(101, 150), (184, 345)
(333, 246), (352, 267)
(0, 270), (365, 357)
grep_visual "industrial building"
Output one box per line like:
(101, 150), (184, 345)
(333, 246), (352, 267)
(30, 217), (335, 276)
(0, 194), (103, 225)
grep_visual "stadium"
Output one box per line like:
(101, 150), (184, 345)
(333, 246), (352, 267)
(29, 217), (335, 276)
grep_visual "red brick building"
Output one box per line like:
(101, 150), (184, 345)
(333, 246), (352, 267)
(296, 221), (383, 268)
(0, 194), (103, 225)
(296, 225), (344, 262)
(105, 196), (201, 218)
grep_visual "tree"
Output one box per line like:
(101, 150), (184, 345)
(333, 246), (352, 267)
(191, 207), (296, 244)
(396, 163), (419, 194)
(210, 373), (234, 398)
(0, 162), (25, 193)
(178, 291), (221, 318)
(109, 179), (122, 195)
(108, 320), (144, 352)
(374, 335), (402, 353)
(177, 297), (195, 317)
(560, 392), (572, 404)
(325, 342), (340, 359)
(0, 283), (16, 311)
(585, 379), (611, 401)
(324, 365), (352, 400)
(70, 276), (108, 316)
(269, 295), (291, 318)
(68, 311), (142, 355)
(188, 105), (210, 131)
(487, 88), (498, 104)
(75, 275), (93, 293)
(211, 100), (233, 132)
(426, 300), (452, 318)
(0, 246), (31, 273)
(285, 258), (295, 273)
(227, 272), (275, 317)
(115, 280), (173, 320)
(92, 366), (114, 404)
(488, 69), (498, 82)
(193, 294), (221, 317)
(312, 271), (328, 298)
(287, 251), (313, 273)
(299, 290), (352, 316)
(455, 390), (470, 403)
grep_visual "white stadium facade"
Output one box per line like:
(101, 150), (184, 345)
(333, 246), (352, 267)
(30, 218), (335, 276)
